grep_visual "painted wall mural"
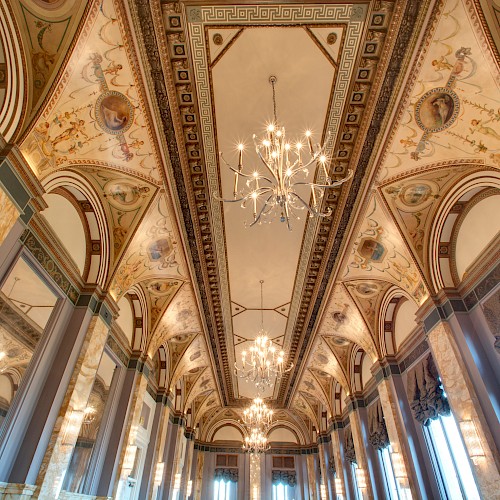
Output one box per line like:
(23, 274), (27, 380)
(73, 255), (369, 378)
(377, 0), (500, 182)
(21, 0), (161, 183)
(13, 0), (88, 115)
(344, 279), (393, 334)
(380, 164), (485, 265)
(109, 194), (187, 300)
(317, 283), (378, 360)
(343, 195), (428, 305)
(77, 167), (157, 266)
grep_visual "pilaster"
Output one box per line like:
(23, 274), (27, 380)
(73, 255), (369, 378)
(36, 309), (111, 499)
(329, 425), (346, 500)
(427, 321), (500, 498)
(346, 396), (385, 500)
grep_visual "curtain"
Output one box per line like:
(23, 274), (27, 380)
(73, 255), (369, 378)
(271, 470), (297, 486)
(368, 400), (389, 450)
(214, 467), (238, 482)
(407, 353), (450, 426)
(344, 427), (356, 464)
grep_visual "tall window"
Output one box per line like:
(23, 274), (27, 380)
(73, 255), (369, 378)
(408, 354), (480, 500)
(378, 446), (411, 500)
(271, 456), (296, 500)
(350, 462), (363, 500)
(423, 412), (480, 500)
(214, 478), (235, 500)
(214, 456), (238, 500)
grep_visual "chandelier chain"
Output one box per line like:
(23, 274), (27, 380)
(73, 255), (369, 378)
(270, 75), (278, 124)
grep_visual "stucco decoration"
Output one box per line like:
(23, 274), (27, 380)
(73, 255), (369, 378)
(21, 0), (161, 184)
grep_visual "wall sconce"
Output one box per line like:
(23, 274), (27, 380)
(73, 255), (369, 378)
(355, 468), (367, 490)
(460, 420), (485, 460)
(320, 483), (327, 500)
(187, 479), (193, 497)
(61, 409), (84, 446)
(173, 472), (181, 490)
(154, 462), (164, 485)
(334, 476), (344, 499)
(123, 444), (137, 473)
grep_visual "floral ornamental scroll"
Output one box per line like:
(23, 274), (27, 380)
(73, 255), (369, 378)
(407, 353), (450, 426)
(272, 470), (297, 486)
(368, 400), (390, 450)
(214, 468), (238, 482)
(344, 427), (356, 464)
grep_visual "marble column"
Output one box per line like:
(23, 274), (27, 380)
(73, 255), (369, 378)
(143, 398), (170, 500)
(329, 426), (348, 500)
(0, 187), (20, 246)
(371, 359), (440, 500)
(36, 315), (110, 499)
(306, 454), (318, 500)
(137, 396), (167, 500)
(0, 482), (37, 499)
(179, 433), (195, 499)
(192, 448), (204, 500)
(428, 321), (500, 499)
(112, 370), (148, 498)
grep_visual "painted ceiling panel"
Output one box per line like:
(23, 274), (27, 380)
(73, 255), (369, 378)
(21, 0), (162, 184)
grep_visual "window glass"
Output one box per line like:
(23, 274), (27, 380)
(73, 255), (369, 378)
(424, 413), (480, 500)
(350, 462), (363, 500)
(214, 479), (235, 500)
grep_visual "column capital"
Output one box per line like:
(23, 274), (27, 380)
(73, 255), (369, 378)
(370, 357), (400, 382)
(344, 394), (365, 413)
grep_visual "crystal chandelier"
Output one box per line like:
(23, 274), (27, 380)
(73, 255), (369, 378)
(234, 281), (293, 390)
(243, 427), (270, 454)
(242, 398), (274, 429)
(217, 75), (353, 230)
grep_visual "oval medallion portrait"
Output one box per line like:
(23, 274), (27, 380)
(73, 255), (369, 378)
(415, 87), (459, 133)
(95, 90), (134, 135)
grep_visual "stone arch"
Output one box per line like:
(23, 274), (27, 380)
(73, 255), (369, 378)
(42, 170), (110, 286)
(378, 286), (417, 357)
(267, 422), (304, 445)
(428, 170), (500, 293)
(0, 0), (27, 141)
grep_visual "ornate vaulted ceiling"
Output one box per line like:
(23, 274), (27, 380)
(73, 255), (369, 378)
(10, 0), (500, 441)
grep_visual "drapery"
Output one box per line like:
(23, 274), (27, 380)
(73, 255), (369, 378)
(407, 353), (450, 426)
(344, 427), (356, 464)
(214, 467), (238, 482)
(272, 470), (297, 486)
(368, 400), (389, 450)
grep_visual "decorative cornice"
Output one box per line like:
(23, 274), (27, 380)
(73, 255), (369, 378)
(133, 0), (230, 405)
(283, 0), (429, 405)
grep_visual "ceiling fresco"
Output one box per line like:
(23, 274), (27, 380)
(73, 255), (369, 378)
(20, 0), (162, 184)
(5, 0), (498, 444)
(377, 0), (500, 182)
(9, 0), (89, 121)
